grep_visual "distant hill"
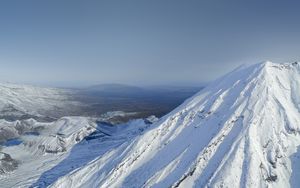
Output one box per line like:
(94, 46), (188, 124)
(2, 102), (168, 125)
(75, 83), (204, 117)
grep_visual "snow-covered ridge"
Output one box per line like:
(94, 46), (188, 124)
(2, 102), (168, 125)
(49, 61), (300, 188)
(0, 116), (97, 187)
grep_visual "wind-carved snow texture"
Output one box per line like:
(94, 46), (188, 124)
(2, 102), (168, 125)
(49, 62), (300, 188)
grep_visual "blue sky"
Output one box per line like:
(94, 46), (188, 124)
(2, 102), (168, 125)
(0, 0), (300, 87)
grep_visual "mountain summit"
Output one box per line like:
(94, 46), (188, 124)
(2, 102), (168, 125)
(51, 62), (300, 188)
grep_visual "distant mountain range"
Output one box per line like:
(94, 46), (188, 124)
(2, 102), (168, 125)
(81, 83), (202, 98)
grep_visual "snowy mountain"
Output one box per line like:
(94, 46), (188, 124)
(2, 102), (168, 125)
(47, 61), (300, 188)
(0, 83), (80, 120)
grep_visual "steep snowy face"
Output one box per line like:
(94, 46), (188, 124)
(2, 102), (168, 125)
(51, 62), (300, 188)
(0, 83), (80, 120)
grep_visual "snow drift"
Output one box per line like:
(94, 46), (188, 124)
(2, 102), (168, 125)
(50, 61), (300, 188)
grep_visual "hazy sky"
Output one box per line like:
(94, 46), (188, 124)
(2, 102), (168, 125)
(1, 0), (300, 87)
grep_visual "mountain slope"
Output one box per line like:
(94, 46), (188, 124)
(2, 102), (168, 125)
(0, 83), (80, 120)
(50, 61), (300, 188)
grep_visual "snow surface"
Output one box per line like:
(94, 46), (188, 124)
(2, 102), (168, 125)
(47, 61), (300, 188)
